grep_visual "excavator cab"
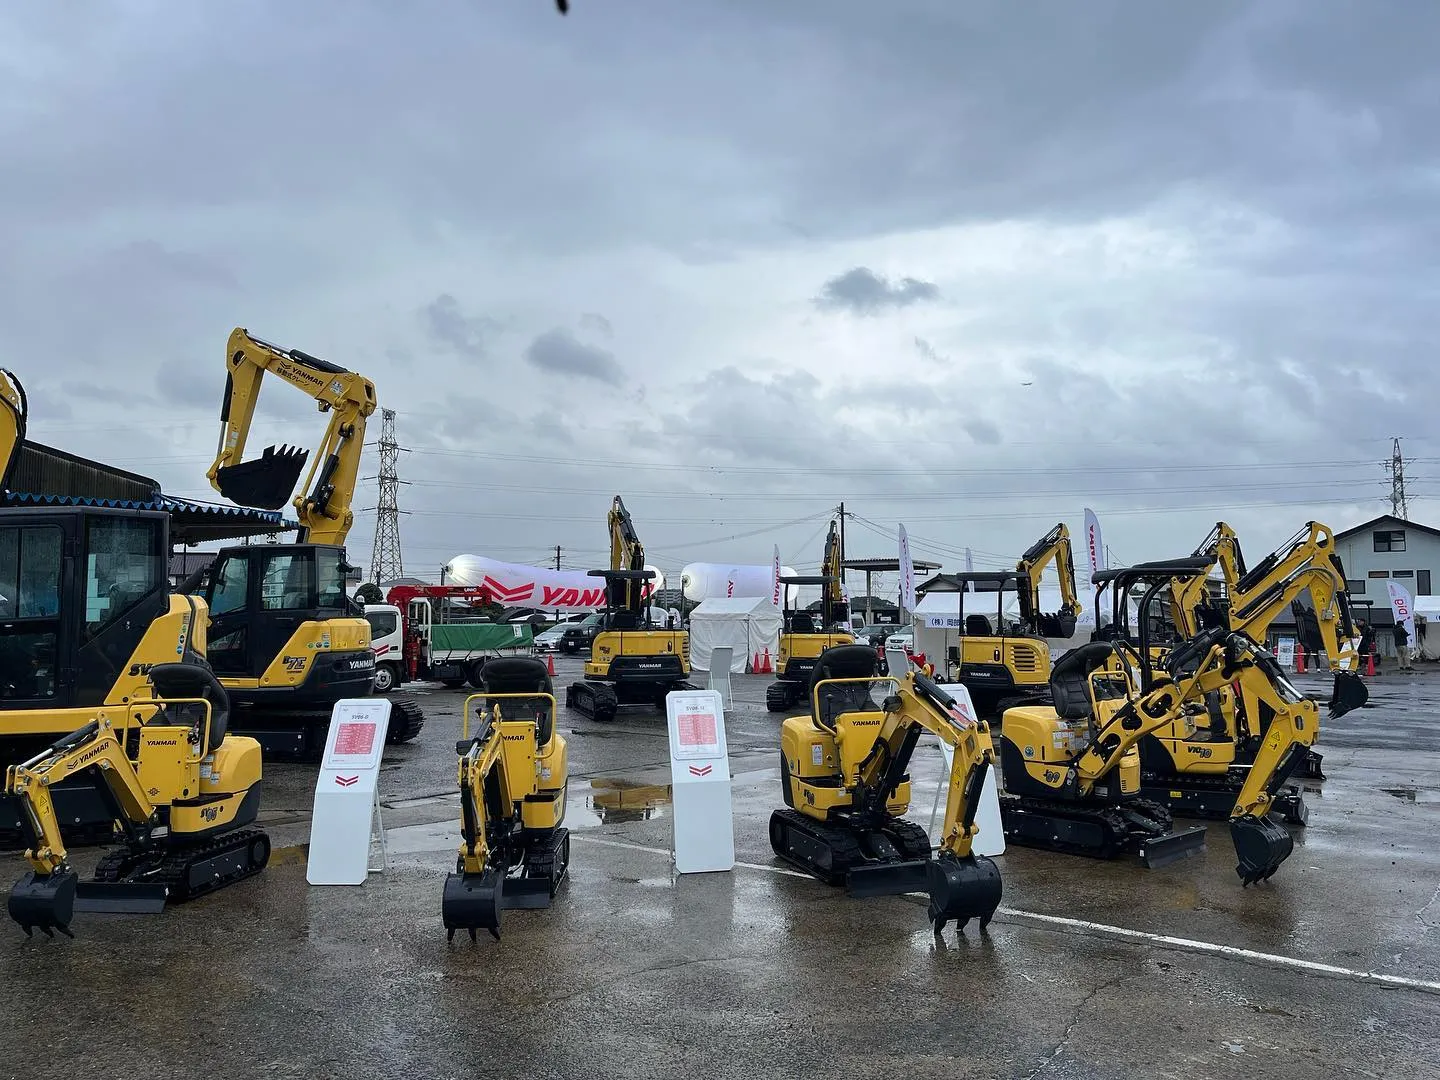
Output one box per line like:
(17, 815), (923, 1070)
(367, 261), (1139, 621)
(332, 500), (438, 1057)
(443, 657), (569, 942)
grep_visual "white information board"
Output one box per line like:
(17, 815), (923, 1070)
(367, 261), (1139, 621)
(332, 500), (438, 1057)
(706, 646), (734, 709)
(886, 647), (911, 677)
(307, 698), (392, 885)
(1276, 638), (1296, 669)
(927, 683), (1006, 857)
(665, 689), (735, 874)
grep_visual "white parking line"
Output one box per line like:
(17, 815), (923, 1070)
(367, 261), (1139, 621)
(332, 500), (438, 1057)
(569, 834), (1440, 996)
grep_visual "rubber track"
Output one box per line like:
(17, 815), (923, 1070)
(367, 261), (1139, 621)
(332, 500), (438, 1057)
(567, 682), (619, 722)
(770, 808), (865, 885)
(386, 696), (426, 744)
(999, 796), (1131, 860)
(92, 827), (269, 904)
(523, 828), (570, 896)
(1141, 769), (1305, 817)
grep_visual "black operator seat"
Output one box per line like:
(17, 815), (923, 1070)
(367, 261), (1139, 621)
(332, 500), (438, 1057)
(480, 656), (556, 746)
(1047, 642), (1116, 723)
(965, 614), (993, 636)
(147, 662), (231, 752)
(809, 644), (882, 732)
(788, 613), (817, 635)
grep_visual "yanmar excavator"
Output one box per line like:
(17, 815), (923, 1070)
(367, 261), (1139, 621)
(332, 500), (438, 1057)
(566, 497), (691, 723)
(7, 662), (270, 936)
(1147, 521), (1366, 808)
(766, 519), (855, 712)
(921, 522), (1081, 716)
(183, 329), (424, 756)
(442, 657), (569, 941)
(771, 644), (1003, 935)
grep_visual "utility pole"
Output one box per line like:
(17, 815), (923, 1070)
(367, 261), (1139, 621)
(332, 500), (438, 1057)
(368, 408), (406, 584)
(837, 502), (847, 597)
(1388, 437), (1409, 521)
(554, 545), (562, 571)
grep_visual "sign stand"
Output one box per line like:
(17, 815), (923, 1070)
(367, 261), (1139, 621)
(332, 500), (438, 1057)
(926, 683), (1006, 857)
(665, 689), (735, 874)
(307, 699), (393, 886)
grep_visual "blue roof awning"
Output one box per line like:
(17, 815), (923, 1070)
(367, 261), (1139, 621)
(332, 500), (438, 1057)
(2, 490), (300, 545)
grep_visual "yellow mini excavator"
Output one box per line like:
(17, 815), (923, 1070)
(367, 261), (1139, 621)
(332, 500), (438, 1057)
(183, 328), (424, 756)
(1139, 522), (1366, 819)
(920, 522), (1081, 717)
(443, 657), (569, 941)
(771, 644), (1003, 935)
(566, 496), (691, 723)
(7, 661), (269, 936)
(996, 559), (1218, 868)
(766, 519), (855, 712)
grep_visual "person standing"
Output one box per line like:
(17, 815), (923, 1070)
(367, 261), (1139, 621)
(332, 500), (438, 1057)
(1358, 619), (1377, 669)
(1394, 619), (1413, 670)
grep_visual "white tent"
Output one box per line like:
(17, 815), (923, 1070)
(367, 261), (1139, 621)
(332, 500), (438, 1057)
(1413, 595), (1440, 660)
(688, 596), (782, 673)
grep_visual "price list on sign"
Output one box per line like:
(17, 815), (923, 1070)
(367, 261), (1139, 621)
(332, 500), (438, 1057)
(334, 722), (377, 758)
(674, 700), (721, 758)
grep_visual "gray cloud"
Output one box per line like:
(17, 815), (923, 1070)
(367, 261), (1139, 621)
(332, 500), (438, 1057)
(963, 419), (1003, 446)
(422, 295), (502, 359)
(814, 267), (940, 316)
(914, 337), (945, 364)
(579, 312), (613, 337)
(523, 328), (624, 386)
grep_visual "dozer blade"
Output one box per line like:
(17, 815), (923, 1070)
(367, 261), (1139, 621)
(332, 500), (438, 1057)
(442, 869), (503, 942)
(1138, 826), (1208, 869)
(499, 876), (553, 911)
(8, 870), (78, 938)
(1328, 671), (1368, 720)
(927, 853), (1003, 935)
(845, 858), (929, 899)
(213, 445), (309, 510)
(72, 881), (168, 915)
(1231, 814), (1293, 886)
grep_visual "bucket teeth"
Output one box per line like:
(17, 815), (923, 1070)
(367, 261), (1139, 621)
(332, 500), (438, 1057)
(442, 869), (504, 943)
(927, 853), (1002, 936)
(1231, 814), (1294, 886)
(213, 445), (309, 510)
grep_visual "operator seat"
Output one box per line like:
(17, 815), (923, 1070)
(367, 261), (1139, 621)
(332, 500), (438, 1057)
(809, 644), (881, 731)
(966, 614), (993, 636)
(1046, 642), (1116, 723)
(788, 613), (817, 635)
(480, 656), (556, 746)
(147, 662), (231, 752)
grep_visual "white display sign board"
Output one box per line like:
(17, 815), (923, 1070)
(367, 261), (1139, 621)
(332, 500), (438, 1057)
(665, 689), (735, 874)
(927, 683), (1006, 857)
(1276, 638), (1296, 669)
(307, 699), (392, 885)
(706, 646), (734, 709)
(886, 647), (912, 677)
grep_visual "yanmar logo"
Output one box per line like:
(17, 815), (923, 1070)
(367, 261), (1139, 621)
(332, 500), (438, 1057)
(482, 577), (535, 604)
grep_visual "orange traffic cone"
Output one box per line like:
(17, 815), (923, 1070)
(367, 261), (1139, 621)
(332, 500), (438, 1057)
(1365, 650), (1376, 677)
(546, 653), (556, 677)
(752, 652), (760, 674)
(761, 647), (773, 674)
(1295, 645), (1305, 674)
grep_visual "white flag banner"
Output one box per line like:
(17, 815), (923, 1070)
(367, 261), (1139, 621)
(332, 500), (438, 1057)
(1083, 508), (1105, 576)
(898, 524), (917, 612)
(1387, 580), (1416, 645)
(964, 547), (974, 591)
(771, 545), (783, 608)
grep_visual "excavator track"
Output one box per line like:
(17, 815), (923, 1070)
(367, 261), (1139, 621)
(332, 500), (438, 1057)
(1000, 795), (1206, 867)
(769, 809), (932, 887)
(231, 695), (425, 760)
(566, 681), (619, 723)
(523, 828), (571, 897)
(385, 696), (426, 744)
(92, 827), (271, 904)
(766, 680), (802, 713)
(1140, 770), (1308, 826)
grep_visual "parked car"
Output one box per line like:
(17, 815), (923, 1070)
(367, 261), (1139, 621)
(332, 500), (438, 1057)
(533, 624), (569, 653)
(885, 629), (915, 653)
(557, 612), (604, 654)
(852, 624), (894, 647)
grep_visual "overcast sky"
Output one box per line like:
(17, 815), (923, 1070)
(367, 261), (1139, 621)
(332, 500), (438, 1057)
(3, 1), (1436, 592)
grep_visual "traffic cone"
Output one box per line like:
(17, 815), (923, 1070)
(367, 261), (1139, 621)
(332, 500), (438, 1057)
(546, 653), (556, 677)
(1365, 650), (1376, 677)
(761, 647), (773, 674)
(1295, 645), (1305, 674)
(752, 651), (760, 674)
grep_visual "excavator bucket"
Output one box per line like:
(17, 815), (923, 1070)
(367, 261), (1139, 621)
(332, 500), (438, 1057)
(927, 853), (1003, 934)
(442, 868), (504, 942)
(8, 870), (78, 938)
(213, 444), (309, 510)
(1328, 671), (1368, 720)
(1231, 813), (1293, 885)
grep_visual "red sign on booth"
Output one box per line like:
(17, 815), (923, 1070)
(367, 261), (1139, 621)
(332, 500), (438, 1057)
(334, 722), (377, 757)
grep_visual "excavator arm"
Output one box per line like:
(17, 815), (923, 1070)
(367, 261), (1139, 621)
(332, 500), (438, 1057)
(854, 671), (1002, 930)
(0, 368), (26, 492)
(820, 520), (849, 627)
(6, 718), (156, 879)
(454, 710), (514, 878)
(1016, 522), (1081, 634)
(607, 495), (649, 612)
(207, 327), (377, 544)
(1171, 523), (1245, 638)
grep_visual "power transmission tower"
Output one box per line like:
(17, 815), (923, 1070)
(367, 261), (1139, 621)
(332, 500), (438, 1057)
(554, 546), (562, 571)
(1388, 437), (1409, 521)
(369, 408), (406, 583)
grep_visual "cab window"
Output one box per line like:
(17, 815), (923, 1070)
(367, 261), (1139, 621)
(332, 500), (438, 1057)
(85, 516), (163, 635)
(365, 610), (398, 638)
(0, 525), (63, 701)
(260, 551), (315, 610)
(316, 548), (347, 609)
(208, 555), (250, 617)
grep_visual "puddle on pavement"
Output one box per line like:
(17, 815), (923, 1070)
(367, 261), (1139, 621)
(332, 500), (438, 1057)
(1380, 785), (1438, 803)
(565, 777), (673, 828)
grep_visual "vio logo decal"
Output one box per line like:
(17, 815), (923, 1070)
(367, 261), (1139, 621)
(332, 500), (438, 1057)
(282, 656), (306, 674)
(1186, 745), (1214, 758)
(1043, 769), (1062, 784)
(201, 806), (220, 822)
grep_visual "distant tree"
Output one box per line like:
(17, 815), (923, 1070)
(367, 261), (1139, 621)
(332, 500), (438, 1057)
(355, 582), (384, 605)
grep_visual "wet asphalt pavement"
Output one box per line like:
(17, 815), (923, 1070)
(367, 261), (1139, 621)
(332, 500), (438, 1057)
(2, 658), (1438, 1079)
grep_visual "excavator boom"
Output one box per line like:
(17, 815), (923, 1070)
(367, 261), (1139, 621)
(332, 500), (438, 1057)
(0, 368), (27, 493)
(207, 328), (376, 544)
(1016, 522), (1081, 634)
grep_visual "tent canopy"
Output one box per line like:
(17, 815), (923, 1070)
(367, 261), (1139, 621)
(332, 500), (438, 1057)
(688, 595), (782, 673)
